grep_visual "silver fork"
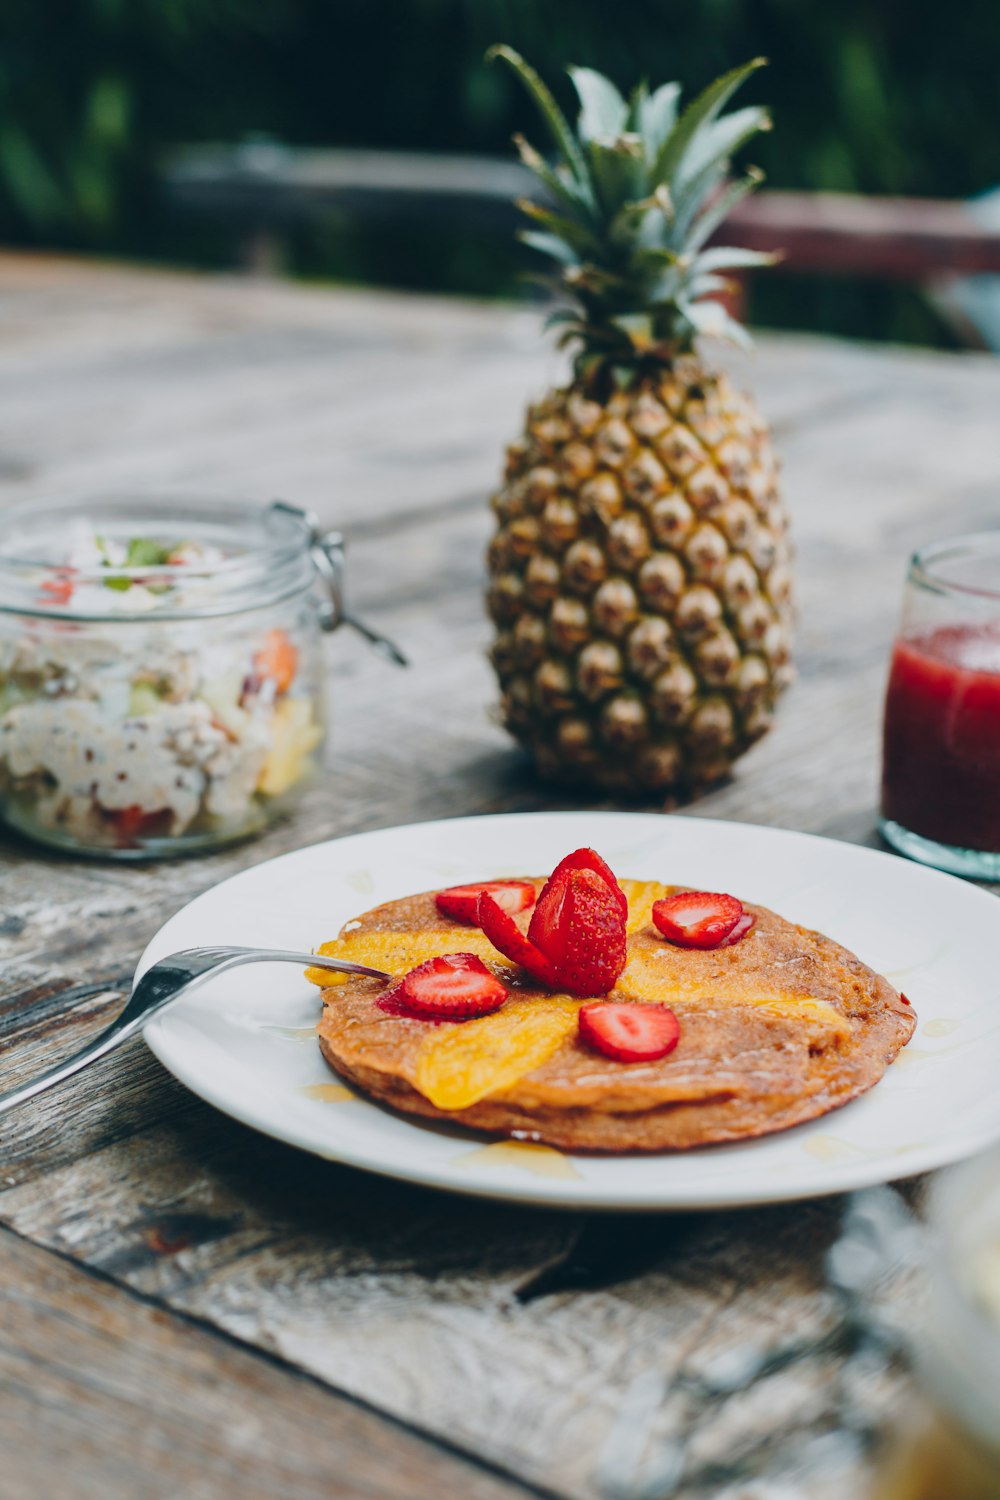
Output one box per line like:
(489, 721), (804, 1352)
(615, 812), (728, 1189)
(0, 946), (391, 1117)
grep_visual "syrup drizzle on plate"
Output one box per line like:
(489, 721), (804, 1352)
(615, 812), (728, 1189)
(452, 1140), (582, 1180)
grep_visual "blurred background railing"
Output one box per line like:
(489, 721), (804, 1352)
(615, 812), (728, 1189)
(2, 0), (998, 350)
(163, 143), (1000, 350)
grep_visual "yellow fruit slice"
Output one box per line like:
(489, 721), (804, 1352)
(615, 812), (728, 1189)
(258, 698), (322, 797)
(748, 996), (852, 1042)
(619, 879), (672, 935)
(415, 995), (581, 1110)
(304, 928), (506, 988)
(615, 950), (851, 1041)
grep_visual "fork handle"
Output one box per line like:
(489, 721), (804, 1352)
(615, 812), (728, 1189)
(0, 946), (388, 1118)
(0, 1009), (143, 1116)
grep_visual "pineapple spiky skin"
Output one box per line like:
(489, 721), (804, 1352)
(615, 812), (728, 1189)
(487, 359), (793, 794)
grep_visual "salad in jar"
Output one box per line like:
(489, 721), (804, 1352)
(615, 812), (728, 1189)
(0, 510), (327, 856)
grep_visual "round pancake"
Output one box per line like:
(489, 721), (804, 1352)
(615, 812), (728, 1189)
(314, 881), (916, 1152)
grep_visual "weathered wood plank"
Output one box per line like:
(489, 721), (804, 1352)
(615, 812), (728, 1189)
(0, 1225), (539, 1500)
(2, 253), (997, 533)
(0, 1114), (906, 1500)
(1, 256), (998, 1500)
(730, 190), (1000, 277)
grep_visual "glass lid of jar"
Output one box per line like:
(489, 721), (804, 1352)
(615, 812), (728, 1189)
(0, 496), (316, 622)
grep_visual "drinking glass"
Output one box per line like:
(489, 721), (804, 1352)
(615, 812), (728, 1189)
(880, 532), (1000, 878)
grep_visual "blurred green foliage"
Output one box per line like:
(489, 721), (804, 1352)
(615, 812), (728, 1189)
(0, 0), (994, 344)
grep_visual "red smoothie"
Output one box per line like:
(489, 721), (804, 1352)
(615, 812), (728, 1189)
(882, 624), (1000, 852)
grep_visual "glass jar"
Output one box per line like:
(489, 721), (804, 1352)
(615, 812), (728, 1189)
(880, 532), (1000, 878)
(0, 497), (393, 859)
(868, 1148), (1000, 1500)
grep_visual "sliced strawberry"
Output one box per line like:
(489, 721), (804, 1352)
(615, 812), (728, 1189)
(535, 847), (628, 923)
(579, 1002), (680, 1063)
(652, 891), (744, 949)
(376, 981), (465, 1023)
(436, 880), (536, 925)
(525, 869), (570, 957)
(477, 891), (561, 988)
(474, 851), (628, 997)
(720, 911), (755, 946)
(375, 981), (424, 1017)
(529, 868), (627, 997)
(377, 953), (507, 1020)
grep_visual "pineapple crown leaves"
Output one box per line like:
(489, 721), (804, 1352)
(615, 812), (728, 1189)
(487, 44), (778, 378)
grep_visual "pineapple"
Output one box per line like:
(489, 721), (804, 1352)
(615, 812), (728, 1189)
(486, 48), (793, 795)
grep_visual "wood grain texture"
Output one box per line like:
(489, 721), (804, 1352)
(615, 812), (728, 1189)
(0, 1226), (536, 1500)
(0, 1096), (888, 1500)
(0, 253), (998, 1500)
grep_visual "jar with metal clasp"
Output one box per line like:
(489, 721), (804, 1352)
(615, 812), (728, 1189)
(0, 496), (404, 857)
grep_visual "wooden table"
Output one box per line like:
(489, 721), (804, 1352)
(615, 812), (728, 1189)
(2, 254), (998, 1500)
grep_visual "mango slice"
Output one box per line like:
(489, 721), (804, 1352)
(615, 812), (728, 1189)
(619, 878), (672, 935)
(305, 928), (505, 988)
(415, 995), (581, 1110)
(615, 949), (850, 1041)
(747, 996), (852, 1042)
(258, 698), (322, 797)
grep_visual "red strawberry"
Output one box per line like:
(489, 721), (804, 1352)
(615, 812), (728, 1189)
(375, 981), (428, 1018)
(477, 851), (628, 997)
(720, 911), (755, 947)
(528, 868), (627, 997)
(435, 880), (535, 925)
(578, 1002), (680, 1063)
(536, 847), (628, 922)
(525, 871), (570, 957)
(652, 891), (744, 949)
(377, 953), (507, 1020)
(477, 892), (561, 987)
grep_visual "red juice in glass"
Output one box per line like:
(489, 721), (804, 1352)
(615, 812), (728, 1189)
(880, 534), (1000, 877)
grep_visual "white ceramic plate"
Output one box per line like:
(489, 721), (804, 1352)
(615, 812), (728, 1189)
(140, 811), (1000, 1210)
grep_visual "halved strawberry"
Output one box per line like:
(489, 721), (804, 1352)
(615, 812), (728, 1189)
(377, 953), (507, 1020)
(375, 981), (425, 1018)
(436, 880), (535, 925)
(536, 847), (628, 923)
(529, 868), (627, 997)
(652, 891), (744, 949)
(720, 911), (755, 947)
(477, 891), (561, 987)
(525, 871), (570, 957)
(578, 1001), (680, 1062)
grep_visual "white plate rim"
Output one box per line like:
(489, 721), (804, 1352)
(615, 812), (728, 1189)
(139, 810), (1000, 1211)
